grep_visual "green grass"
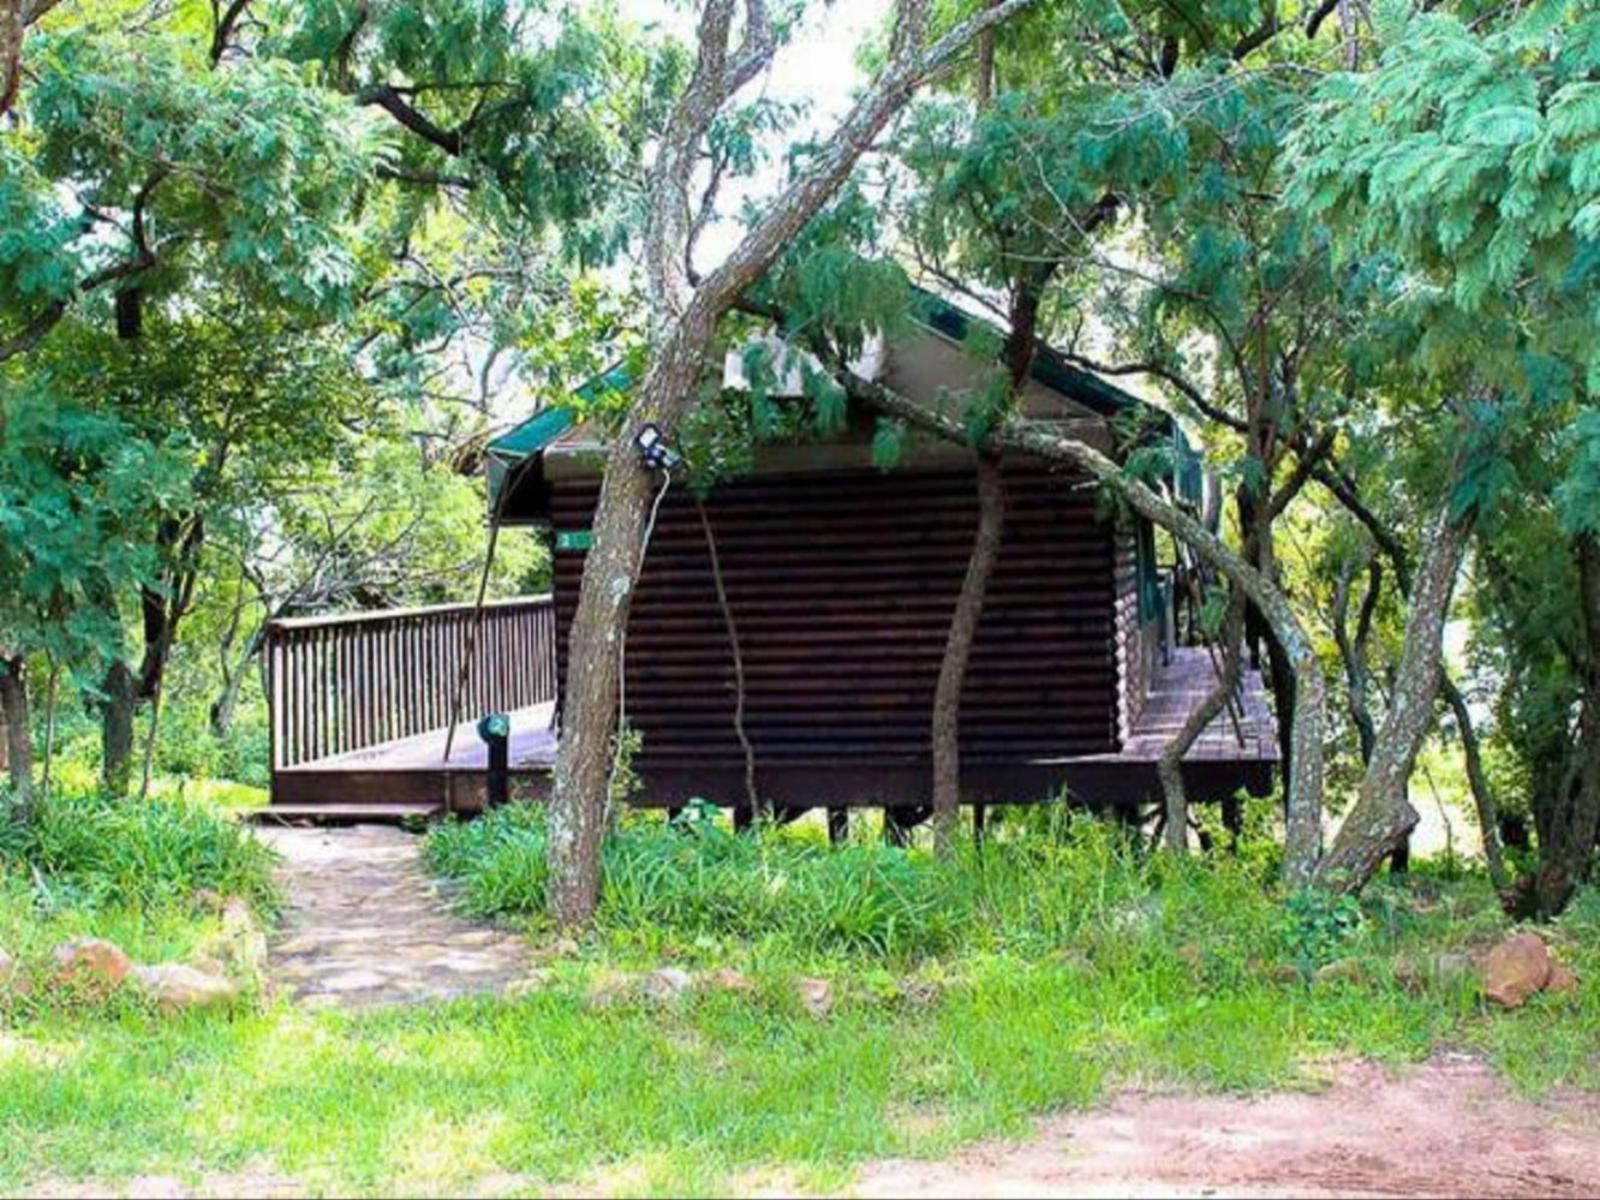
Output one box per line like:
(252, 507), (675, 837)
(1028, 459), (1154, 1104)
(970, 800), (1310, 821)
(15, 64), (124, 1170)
(0, 804), (1596, 1197)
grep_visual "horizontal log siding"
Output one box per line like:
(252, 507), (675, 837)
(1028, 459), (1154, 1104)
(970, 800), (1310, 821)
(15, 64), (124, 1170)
(550, 464), (1119, 771)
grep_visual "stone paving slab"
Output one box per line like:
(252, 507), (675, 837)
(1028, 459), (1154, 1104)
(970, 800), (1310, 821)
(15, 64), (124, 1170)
(256, 824), (527, 1008)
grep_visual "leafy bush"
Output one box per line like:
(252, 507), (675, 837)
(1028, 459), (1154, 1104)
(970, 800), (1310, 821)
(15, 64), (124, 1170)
(1281, 886), (1365, 973)
(0, 786), (278, 912)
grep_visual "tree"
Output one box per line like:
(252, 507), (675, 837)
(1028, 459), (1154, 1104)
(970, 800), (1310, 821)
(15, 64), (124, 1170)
(1, 0), (648, 792)
(1289, 0), (1600, 910)
(0, 377), (190, 814)
(547, 0), (1039, 925)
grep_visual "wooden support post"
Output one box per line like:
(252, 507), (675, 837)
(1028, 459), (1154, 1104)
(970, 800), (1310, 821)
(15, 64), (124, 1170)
(973, 803), (988, 844)
(1221, 794), (1243, 849)
(883, 805), (929, 848)
(828, 806), (849, 846)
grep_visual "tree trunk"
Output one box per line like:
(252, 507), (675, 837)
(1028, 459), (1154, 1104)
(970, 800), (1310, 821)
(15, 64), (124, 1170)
(544, 0), (1041, 925)
(1531, 533), (1600, 917)
(1440, 671), (1509, 893)
(100, 659), (138, 796)
(1157, 590), (1246, 852)
(931, 454), (1004, 852)
(1, 652), (33, 816)
(209, 636), (257, 739)
(547, 324), (709, 925)
(1316, 501), (1472, 891)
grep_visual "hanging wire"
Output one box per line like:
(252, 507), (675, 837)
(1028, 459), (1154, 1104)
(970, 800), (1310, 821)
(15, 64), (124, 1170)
(607, 466), (673, 808)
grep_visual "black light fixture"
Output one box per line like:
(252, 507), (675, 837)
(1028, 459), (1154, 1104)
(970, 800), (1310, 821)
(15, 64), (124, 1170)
(634, 422), (682, 470)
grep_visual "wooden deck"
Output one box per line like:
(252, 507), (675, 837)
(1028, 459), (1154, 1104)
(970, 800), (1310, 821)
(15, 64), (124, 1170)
(266, 626), (1276, 820)
(1117, 646), (1278, 763)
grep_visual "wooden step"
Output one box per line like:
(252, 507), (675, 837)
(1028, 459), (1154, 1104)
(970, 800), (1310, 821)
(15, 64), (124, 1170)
(246, 802), (444, 826)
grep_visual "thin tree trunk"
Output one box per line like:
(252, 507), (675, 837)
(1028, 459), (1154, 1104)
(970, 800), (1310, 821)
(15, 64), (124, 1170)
(1158, 590), (1246, 852)
(1332, 555), (1381, 764)
(1317, 500), (1472, 891)
(1439, 671), (1508, 892)
(100, 659), (138, 796)
(39, 655), (58, 793)
(548, 320), (709, 924)
(137, 682), (164, 802)
(1532, 533), (1600, 917)
(932, 454), (1004, 852)
(1, 652), (33, 817)
(696, 496), (759, 816)
(209, 625), (263, 739)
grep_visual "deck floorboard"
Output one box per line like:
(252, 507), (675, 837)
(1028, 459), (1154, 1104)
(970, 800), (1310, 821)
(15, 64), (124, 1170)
(279, 701), (558, 776)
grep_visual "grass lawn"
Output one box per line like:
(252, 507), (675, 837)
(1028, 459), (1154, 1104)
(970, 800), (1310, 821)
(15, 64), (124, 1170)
(1, 802), (1597, 1197)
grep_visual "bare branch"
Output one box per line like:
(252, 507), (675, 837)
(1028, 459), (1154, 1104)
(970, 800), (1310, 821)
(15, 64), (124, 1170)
(696, 0), (1037, 320)
(210, 0), (251, 65)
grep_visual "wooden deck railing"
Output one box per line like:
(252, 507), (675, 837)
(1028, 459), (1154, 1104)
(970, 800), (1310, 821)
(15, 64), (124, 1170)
(266, 595), (557, 770)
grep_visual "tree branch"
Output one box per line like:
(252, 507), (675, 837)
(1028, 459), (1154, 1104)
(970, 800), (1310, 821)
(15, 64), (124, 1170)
(210, 0), (251, 65)
(358, 84), (466, 155)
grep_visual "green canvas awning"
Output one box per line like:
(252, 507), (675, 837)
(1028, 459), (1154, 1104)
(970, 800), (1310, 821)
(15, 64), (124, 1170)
(485, 364), (634, 515)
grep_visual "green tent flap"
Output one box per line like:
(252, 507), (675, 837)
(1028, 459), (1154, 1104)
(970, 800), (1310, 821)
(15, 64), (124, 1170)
(485, 363), (634, 514)
(487, 405), (577, 462)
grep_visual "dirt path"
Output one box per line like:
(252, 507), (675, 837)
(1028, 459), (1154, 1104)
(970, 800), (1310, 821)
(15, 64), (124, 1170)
(256, 824), (527, 1007)
(854, 1055), (1600, 1199)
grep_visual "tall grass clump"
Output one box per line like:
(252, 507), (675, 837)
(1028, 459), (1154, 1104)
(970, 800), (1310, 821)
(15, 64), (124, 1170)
(426, 803), (1293, 968)
(0, 785), (278, 912)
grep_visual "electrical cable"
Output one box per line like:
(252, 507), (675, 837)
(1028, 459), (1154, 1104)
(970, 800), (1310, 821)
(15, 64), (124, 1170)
(607, 465), (673, 808)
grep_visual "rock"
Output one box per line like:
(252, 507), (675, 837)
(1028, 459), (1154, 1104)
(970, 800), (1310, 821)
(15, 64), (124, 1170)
(642, 967), (694, 1002)
(584, 970), (638, 1010)
(504, 969), (556, 999)
(1545, 962), (1580, 995)
(795, 977), (832, 1018)
(1395, 951), (1476, 994)
(220, 897), (254, 936)
(1314, 957), (1366, 986)
(1268, 962), (1304, 985)
(898, 977), (943, 1009)
(132, 963), (238, 1012)
(707, 967), (752, 992)
(1480, 930), (1553, 1009)
(529, 936), (581, 964)
(52, 938), (133, 992)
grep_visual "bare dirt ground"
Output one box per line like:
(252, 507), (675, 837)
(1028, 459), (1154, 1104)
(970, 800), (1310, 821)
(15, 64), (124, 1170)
(854, 1054), (1600, 1200)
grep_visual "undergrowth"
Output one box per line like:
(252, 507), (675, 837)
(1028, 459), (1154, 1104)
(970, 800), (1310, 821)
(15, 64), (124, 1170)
(428, 802), (1458, 977)
(0, 785), (278, 913)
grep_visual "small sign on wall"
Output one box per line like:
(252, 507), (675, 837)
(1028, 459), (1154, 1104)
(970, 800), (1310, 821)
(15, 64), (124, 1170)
(555, 529), (593, 552)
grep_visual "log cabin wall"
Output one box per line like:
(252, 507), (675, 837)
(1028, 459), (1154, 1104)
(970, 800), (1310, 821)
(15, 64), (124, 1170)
(548, 460), (1122, 807)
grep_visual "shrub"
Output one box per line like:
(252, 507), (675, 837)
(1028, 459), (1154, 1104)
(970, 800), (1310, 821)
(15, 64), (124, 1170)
(0, 786), (278, 912)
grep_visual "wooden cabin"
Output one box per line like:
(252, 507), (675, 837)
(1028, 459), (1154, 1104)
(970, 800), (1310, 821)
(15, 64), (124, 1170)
(263, 293), (1274, 824)
(486, 297), (1276, 821)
